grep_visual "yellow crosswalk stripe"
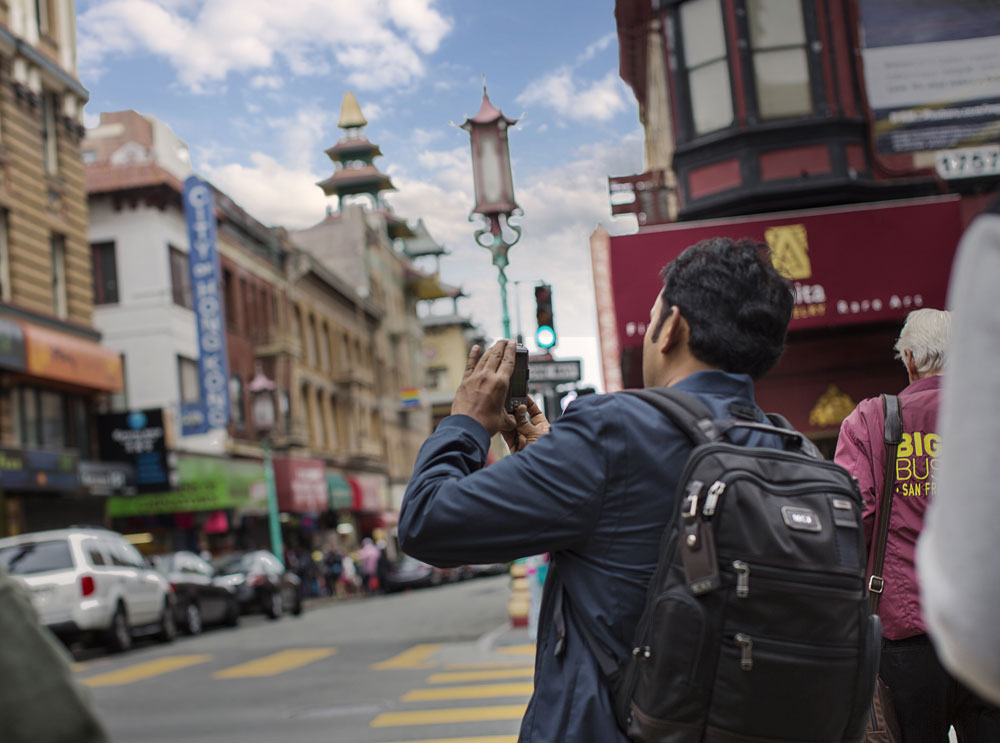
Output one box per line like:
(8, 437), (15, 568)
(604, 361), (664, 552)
(371, 643), (442, 670)
(496, 644), (536, 656)
(80, 654), (212, 687)
(426, 668), (534, 684)
(370, 704), (527, 728)
(378, 737), (515, 743)
(213, 648), (336, 679)
(402, 682), (533, 702)
(443, 660), (534, 670)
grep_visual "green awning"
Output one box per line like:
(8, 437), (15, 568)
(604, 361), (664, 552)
(327, 472), (352, 510)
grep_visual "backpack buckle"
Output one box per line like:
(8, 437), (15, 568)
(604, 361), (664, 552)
(682, 493), (699, 520)
(868, 575), (885, 594)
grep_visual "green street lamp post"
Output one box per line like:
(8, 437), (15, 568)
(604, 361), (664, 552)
(461, 85), (522, 339)
(248, 363), (283, 567)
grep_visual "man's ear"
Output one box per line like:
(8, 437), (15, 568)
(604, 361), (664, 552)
(656, 305), (685, 355)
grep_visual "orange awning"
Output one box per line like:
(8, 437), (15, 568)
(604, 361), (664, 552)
(21, 322), (123, 392)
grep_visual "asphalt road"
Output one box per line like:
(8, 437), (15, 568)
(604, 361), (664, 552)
(73, 575), (532, 743)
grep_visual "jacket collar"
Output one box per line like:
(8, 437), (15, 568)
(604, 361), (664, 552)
(666, 369), (757, 402)
(902, 374), (943, 396)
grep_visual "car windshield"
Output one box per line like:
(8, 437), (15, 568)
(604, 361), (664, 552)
(214, 554), (253, 575)
(0, 540), (75, 575)
(149, 554), (174, 574)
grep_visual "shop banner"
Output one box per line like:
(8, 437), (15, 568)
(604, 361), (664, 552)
(349, 474), (388, 512)
(107, 455), (265, 517)
(96, 409), (172, 492)
(273, 458), (327, 513)
(0, 446), (78, 491)
(79, 461), (137, 496)
(606, 196), (964, 350)
(327, 471), (353, 510)
(181, 175), (230, 435)
(859, 0), (1000, 153)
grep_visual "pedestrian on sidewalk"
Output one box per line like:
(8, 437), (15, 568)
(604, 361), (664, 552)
(399, 238), (794, 742)
(834, 309), (1000, 742)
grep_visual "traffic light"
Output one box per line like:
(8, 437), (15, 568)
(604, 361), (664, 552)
(534, 283), (556, 349)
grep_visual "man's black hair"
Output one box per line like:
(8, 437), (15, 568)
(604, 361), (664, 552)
(652, 237), (793, 380)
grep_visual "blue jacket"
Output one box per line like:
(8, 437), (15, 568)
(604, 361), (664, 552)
(399, 370), (783, 742)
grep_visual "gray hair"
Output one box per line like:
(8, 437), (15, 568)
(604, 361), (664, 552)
(894, 308), (951, 375)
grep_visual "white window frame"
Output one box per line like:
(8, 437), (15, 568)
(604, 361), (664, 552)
(0, 210), (11, 302)
(51, 233), (67, 318)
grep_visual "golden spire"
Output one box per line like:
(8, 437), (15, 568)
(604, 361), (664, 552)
(338, 92), (368, 129)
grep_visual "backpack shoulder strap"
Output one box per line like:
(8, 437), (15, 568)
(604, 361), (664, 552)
(624, 387), (722, 445)
(868, 394), (903, 614)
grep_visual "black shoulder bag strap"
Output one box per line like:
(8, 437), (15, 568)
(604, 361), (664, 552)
(868, 394), (903, 615)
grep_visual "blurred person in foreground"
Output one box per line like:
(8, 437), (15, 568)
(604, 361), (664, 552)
(834, 309), (1000, 741)
(399, 238), (792, 742)
(918, 196), (1000, 707)
(0, 565), (108, 742)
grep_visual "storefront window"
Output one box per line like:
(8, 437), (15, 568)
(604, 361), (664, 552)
(229, 374), (244, 428)
(178, 356), (200, 404)
(12, 386), (91, 453)
(91, 241), (119, 304)
(680, 0), (734, 135)
(169, 246), (193, 309)
(747, 0), (812, 119)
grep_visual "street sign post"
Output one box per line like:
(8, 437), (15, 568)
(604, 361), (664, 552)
(528, 359), (582, 385)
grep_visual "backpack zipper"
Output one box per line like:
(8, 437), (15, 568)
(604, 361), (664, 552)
(721, 560), (864, 599)
(727, 633), (856, 672)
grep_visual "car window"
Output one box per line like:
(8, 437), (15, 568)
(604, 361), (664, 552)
(121, 542), (146, 568)
(82, 539), (107, 567)
(259, 554), (282, 574)
(0, 540), (75, 575)
(190, 555), (214, 577)
(106, 540), (129, 567)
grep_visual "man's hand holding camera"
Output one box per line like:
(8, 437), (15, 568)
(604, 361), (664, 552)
(451, 340), (550, 449)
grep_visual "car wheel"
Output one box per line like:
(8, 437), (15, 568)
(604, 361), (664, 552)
(106, 604), (132, 653)
(157, 600), (177, 643)
(266, 590), (283, 620)
(185, 602), (203, 635)
(224, 599), (240, 627)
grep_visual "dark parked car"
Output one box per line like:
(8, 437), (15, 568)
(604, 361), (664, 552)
(150, 551), (240, 634)
(212, 551), (302, 619)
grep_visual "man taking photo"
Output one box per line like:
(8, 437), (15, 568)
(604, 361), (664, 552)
(399, 237), (793, 742)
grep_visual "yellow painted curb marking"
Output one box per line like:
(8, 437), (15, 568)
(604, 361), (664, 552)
(214, 648), (336, 679)
(371, 643), (442, 670)
(81, 654), (212, 687)
(443, 660), (534, 670)
(402, 681), (533, 701)
(370, 704), (528, 728)
(496, 644), (536, 656)
(378, 737), (515, 743)
(426, 668), (534, 684)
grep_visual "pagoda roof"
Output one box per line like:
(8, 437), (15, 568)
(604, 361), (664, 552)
(381, 210), (416, 240)
(325, 136), (383, 163)
(402, 218), (447, 258)
(317, 165), (396, 197)
(462, 88), (519, 129)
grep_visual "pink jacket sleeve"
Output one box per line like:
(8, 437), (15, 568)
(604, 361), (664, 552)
(834, 401), (880, 551)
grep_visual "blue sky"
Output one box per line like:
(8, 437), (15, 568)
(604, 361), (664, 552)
(77, 0), (645, 390)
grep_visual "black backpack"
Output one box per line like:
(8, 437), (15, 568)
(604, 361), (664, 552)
(580, 387), (881, 743)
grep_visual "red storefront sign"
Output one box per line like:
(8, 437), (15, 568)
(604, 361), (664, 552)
(605, 196), (964, 350)
(273, 458), (327, 513)
(349, 475), (387, 512)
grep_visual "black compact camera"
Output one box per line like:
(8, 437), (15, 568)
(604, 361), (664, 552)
(505, 344), (529, 414)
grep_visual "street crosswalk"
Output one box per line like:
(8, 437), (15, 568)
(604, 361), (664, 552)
(368, 644), (535, 743)
(74, 648), (337, 687)
(73, 641), (535, 742)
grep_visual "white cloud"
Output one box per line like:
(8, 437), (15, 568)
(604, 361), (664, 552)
(517, 69), (628, 123)
(250, 74), (282, 90)
(579, 32), (617, 63)
(77, 0), (453, 93)
(201, 153), (328, 229)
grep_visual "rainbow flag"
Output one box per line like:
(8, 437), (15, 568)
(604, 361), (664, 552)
(400, 387), (421, 408)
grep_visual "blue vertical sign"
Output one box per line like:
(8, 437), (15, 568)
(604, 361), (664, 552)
(181, 175), (230, 436)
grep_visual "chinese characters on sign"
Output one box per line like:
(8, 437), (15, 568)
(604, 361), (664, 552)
(181, 176), (230, 435)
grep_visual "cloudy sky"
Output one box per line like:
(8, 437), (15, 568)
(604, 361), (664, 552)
(77, 0), (644, 391)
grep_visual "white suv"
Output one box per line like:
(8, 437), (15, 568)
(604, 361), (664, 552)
(0, 528), (176, 651)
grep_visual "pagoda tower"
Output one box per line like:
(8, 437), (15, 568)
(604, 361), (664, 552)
(317, 92), (396, 211)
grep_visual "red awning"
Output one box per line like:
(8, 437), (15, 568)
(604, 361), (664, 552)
(604, 196), (964, 350)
